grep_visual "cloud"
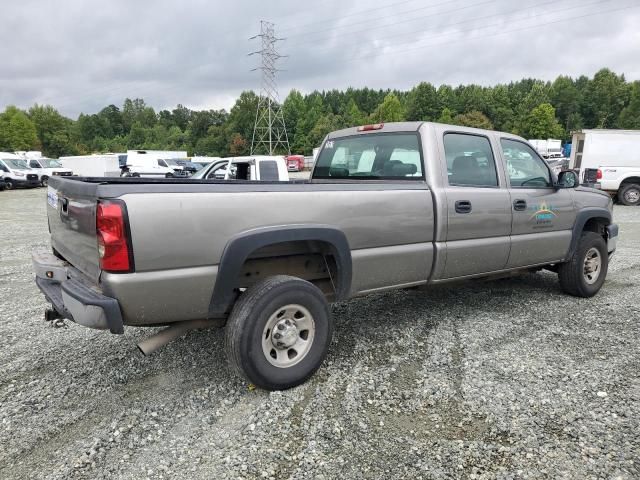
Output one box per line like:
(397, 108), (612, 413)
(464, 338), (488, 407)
(0, 0), (638, 117)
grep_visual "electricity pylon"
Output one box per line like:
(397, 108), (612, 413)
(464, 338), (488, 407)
(249, 21), (290, 156)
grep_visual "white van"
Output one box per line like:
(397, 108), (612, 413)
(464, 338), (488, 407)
(0, 153), (41, 189)
(570, 129), (640, 205)
(123, 150), (188, 178)
(26, 158), (73, 186)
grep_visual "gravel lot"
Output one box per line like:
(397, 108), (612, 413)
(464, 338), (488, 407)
(1, 187), (639, 479)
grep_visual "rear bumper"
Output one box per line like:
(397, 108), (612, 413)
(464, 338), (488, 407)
(32, 250), (124, 334)
(607, 224), (618, 254)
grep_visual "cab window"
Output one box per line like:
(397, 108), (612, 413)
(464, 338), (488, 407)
(29, 160), (41, 168)
(501, 139), (552, 188)
(443, 133), (499, 187)
(314, 133), (423, 180)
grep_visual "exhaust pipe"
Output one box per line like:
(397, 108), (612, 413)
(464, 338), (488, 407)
(137, 319), (223, 356)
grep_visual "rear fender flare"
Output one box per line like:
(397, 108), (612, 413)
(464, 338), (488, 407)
(208, 225), (351, 317)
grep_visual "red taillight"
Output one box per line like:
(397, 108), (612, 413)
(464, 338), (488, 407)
(96, 201), (132, 272)
(357, 123), (384, 131)
(596, 169), (602, 180)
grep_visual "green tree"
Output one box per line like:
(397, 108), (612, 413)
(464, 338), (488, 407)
(369, 93), (405, 123)
(406, 82), (439, 121)
(28, 104), (76, 157)
(283, 89), (306, 142)
(617, 81), (640, 129)
(0, 106), (38, 150)
(229, 133), (249, 155)
(343, 98), (365, 127)
(453, 111), (493, 130)
(307, 113), (343, 153)
(582, 68), (629, 128)
(437, 107), (454, 124)
(521, 103), (564, 139)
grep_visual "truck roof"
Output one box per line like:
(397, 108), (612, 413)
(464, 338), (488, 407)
(327, 121), (526, 141)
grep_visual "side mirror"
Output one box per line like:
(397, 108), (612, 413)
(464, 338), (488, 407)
(557, 170), (579, 189)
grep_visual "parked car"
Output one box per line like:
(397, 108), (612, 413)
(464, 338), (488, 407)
(122, 150), (188, 178)
(0, 154), (41, 189)
(33, 122), (617, 391)
(26, 158), (73, 186)
(191, 156), (289, 181)
(0, 176), (5, 191)
(174, 160), (203, 175)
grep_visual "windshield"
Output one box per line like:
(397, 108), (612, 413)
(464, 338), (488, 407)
(40, 159), (62, 168)
(3, 159), (30, 170)
(164, 159), (187, 166)
(314, 133), (423, 180)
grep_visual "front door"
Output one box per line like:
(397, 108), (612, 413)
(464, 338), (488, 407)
(442, 132), (512, 279)
(499, 138), (574, 268)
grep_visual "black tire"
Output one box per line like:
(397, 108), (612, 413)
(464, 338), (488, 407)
(41, 176), (49, 187)
(618, 183), (640, 206)
(224, 275), (332, 390)
(5, 179), (14, 190)
(558, 231), (608, 297)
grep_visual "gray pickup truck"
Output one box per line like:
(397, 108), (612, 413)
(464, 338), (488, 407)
(33, 122), (618, 390)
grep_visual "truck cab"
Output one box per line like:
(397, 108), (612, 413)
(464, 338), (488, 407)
(27, 158), (73, 186)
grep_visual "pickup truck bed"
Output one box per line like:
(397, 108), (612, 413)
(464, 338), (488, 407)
(34, 122), (618, 390)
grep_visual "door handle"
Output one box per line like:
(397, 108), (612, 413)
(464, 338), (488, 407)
(513, 199), (527, 211)
(455, 200), (472, 214)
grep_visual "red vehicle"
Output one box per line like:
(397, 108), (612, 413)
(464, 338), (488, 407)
(285, 155), (305, 172)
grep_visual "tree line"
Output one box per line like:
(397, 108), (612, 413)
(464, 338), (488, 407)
(0, 68), (639, 158)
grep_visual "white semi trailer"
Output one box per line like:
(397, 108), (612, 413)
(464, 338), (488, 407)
(59, 154), (123, 177)
(569, 129), (640, 205)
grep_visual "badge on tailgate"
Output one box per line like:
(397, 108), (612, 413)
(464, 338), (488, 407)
(47, 186), (58, 209)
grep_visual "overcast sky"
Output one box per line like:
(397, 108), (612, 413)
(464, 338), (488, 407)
(1, 0), (639, 118)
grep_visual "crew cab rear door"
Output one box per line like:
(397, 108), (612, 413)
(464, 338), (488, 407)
(439, 131), (511, 279)
(498, 138), (574, 267)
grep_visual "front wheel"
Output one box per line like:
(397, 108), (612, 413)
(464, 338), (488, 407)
(5, 179), (14, 190)
(618, 183), (640, 206)
(558, 231), (608, 297)
(225, 275), (332, 390)
(41, 176), (49, 187)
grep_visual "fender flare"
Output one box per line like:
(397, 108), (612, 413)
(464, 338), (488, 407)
(208, 225), (352, 317)
(566, 207), (611, 259)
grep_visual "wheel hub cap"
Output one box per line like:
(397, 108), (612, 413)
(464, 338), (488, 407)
(272, 319), (298, 349)
(625, 190), (639, 202)
(262, 304), (315, 368)
(583, 247), (602, 285)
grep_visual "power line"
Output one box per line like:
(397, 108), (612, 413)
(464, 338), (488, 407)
(279, 0), (458, 34)
(287, 0), (488, 39)
(329, 2), (637, 67)
(301, 0), (606, 57)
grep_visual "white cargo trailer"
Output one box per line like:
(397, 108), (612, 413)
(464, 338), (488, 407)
(569, 129), (640, 205)
(59, 154), (122, 177)
(528, 139), (563, 159)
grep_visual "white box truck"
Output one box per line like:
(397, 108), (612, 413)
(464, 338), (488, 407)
(528, 139), (564, 159)
(59, 154), (122, 177)
(569, 129), (640, 206)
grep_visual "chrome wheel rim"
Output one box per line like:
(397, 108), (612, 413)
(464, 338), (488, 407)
(583, 247), (602, 285)
(624, 188), (639, 203)
(262, 304), (315, 368)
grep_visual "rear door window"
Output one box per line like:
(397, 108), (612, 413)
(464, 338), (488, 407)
(314, 133), (423, 180)
(258, 160), (279, 181)
(443, 133), (499, 187)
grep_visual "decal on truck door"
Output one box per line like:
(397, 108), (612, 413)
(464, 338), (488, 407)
(529, 202), (557, 227)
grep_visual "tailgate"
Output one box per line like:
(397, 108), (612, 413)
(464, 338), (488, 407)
(47, 177), (101, 282)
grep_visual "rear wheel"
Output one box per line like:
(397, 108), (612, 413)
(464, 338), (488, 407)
(225, 275), (332, 390)
(618, 183), (640, 206)
(41, 176), (49, 187)
(5, 179), (14, 190)
(558, 231), (608, 297)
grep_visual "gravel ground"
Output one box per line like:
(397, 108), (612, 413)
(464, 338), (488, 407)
(1, 187), (639, 479)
